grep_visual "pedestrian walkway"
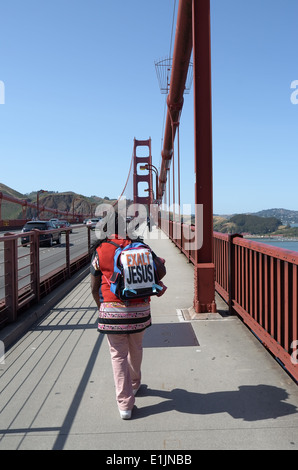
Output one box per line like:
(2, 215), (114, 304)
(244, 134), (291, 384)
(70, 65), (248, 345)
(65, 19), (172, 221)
(0, 227), (297, 450)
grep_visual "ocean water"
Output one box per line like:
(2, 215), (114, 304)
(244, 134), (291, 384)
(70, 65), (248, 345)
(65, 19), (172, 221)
(248, 238), (298, 253)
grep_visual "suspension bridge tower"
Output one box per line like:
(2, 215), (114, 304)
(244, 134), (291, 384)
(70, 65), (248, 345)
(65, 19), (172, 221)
(133, 138), (153, 209)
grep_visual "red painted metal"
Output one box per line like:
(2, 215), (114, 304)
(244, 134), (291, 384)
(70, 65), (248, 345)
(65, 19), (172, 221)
(3, 233), (18, 322)
(293, 266), (298, 361)
(0, 191), (88, 228)
(0, 226), (89, 329)
(161, 223), (297, 380)
(192, 0), (216, 313)
(159, 0), (216, 313)
(213, 232), (298, 383)
(158, 0), (192, 198)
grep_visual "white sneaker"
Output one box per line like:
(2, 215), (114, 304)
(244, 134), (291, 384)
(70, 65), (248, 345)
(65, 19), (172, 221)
(119, 409), (132, 420)
(133, 385), (141, 396)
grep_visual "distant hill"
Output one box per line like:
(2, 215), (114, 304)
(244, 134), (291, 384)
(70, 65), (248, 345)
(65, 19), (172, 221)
(253, 208), (298, 225)
(2, 182), (298, 236)
(0, 182), (25, 199)
(0, 183), (116, 219)
(229, 214), (282, 235)
(216, 208), (298, 226)
(213, 212), (298, 238)
(214, 214), (281, 235)
(0, 183), (30, 219)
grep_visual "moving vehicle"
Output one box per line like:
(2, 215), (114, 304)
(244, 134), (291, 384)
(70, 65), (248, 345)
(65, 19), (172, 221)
(55, 220), (72, 233)
(86, 218), (100, 230)
(21, 220), (61, 247)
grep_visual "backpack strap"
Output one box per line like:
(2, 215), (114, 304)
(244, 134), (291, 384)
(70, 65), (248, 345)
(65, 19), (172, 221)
(103, 240), (121, 249)
(98, 240), (122, 289)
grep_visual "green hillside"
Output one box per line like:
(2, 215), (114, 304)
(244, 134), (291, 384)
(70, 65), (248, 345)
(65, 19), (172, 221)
(213, 213), (298, 238)
(0, 183), (116, 219)
(229, 214), (282, 235)
(2, 182), (298, 238)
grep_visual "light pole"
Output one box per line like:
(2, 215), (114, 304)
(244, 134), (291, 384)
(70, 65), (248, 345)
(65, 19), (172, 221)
(72, 197), (79, 222)
(36, 190), (47, 219)
(88, 202), (96, 218)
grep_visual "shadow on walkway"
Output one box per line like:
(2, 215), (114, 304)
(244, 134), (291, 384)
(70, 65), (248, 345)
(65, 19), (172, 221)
(134, 384), (297, 422)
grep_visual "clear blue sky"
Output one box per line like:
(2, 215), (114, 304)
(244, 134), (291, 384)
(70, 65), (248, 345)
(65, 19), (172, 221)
(0, 0), (297, 215)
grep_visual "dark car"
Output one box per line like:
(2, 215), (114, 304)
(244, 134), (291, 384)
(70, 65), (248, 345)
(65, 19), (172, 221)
(55, 220), (72, 233)
(21, 220), (61, 247)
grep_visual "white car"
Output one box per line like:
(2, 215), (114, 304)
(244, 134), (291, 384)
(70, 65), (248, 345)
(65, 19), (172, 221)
(86, 218), (100, 229)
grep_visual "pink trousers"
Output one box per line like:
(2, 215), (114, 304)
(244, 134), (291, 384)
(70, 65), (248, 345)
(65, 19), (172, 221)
(107, 331), (145, 411)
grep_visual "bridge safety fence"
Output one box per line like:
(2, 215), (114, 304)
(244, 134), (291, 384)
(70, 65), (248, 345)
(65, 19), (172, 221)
(161, 219), (298, 382)
(0, 225), (95, 329)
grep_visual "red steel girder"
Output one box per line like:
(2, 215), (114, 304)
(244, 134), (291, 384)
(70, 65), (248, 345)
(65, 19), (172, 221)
(159, 0), (216, 313)
(193, 0), (216, 313)
(158, 0), (193, 198)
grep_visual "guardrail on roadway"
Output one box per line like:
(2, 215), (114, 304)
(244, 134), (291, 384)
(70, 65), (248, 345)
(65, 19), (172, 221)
(0, 225), (95, 329)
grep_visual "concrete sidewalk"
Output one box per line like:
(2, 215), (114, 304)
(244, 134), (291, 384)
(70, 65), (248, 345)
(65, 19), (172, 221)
(0, 227), (297, 450)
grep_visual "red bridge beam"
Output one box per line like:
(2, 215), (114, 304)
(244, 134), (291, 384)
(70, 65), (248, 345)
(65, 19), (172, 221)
(159, 0), (216, 313)
(192, 0), (216, 313)
(158, 0), (193, 197)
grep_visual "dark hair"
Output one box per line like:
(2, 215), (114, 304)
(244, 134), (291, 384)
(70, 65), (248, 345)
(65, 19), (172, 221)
(91, 210), (127, 253)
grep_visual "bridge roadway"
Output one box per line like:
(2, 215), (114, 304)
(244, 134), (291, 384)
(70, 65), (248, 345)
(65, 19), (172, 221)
(0, 226), (297, 451)
(0, 225), (93, 300)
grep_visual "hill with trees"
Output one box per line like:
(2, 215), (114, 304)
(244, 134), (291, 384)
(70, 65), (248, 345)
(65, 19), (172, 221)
(213, 213), (298, 237)
(2, 182), (298, 237)
(228, 214), (282, 235)
(0, 183), (116, 219)
(253, 208), (298, 225)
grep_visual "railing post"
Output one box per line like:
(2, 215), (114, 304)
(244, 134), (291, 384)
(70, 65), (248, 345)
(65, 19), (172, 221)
(4, 233), (18, 322)
(228, 233), (243, 314)
(31, 230), (40, 302)
(87, 226), (91, 257)
(228, 234), (234, 315)
(65, 230), (71, 278)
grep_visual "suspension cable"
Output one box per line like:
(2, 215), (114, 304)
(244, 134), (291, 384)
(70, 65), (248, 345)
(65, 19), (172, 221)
(113, 150), (134, 207)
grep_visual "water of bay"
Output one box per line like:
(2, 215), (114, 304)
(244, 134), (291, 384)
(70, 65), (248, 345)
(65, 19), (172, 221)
(247, 238), (298, 253)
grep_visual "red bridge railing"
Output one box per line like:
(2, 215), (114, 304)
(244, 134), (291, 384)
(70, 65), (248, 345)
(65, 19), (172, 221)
(162, 220), (298, 382)
(1, 218), (297, 382)
(214, 232), (297, 382)
(0, 226), (93, 329)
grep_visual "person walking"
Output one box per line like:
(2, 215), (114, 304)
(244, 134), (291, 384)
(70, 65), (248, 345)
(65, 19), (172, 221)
(90, 211), (152, 420)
